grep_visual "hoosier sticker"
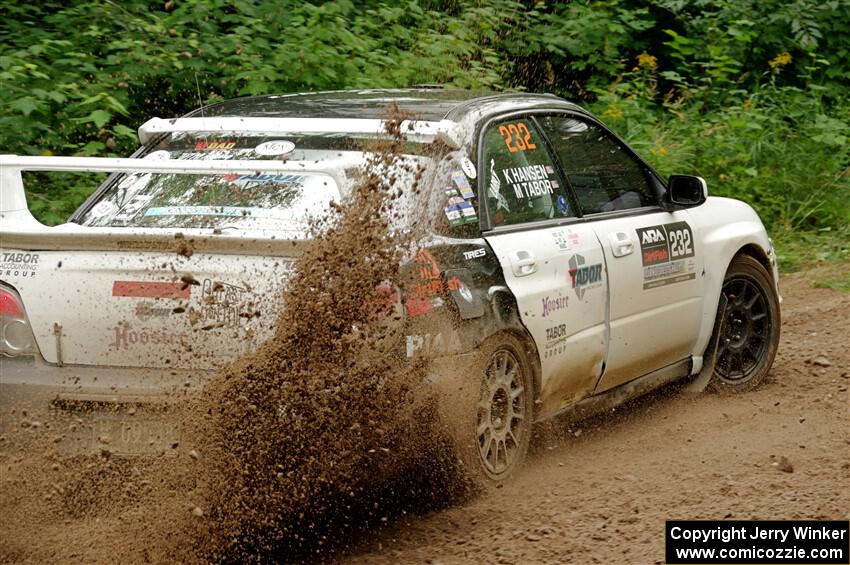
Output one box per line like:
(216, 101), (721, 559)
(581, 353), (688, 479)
(636, 221), (696, 289)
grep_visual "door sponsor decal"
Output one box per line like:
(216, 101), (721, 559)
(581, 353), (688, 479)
(567, 254), (603, 300)
(541, 294), (569, 317)
(551, 229), (580, 252)
(197, 279), (251, 328)
(543, 323), (568, 359)
(635, 221), (696, 290)
(112, 280), (191, 299)
(134, 302), (173, 321)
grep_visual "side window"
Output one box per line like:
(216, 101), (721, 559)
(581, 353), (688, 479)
(538, 116), (657, 214)
(481, 118), (574, 227)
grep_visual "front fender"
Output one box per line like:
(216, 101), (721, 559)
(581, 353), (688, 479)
(686, 197), (779, 370)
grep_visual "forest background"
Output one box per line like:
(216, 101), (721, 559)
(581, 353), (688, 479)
(1, 0), (847, 284)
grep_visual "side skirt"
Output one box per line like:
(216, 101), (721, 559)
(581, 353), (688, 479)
(535, 358), (693, 424)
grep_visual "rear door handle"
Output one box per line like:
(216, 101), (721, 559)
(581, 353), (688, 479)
(609, 231), (634, 257)
(511, 250), (537, 277)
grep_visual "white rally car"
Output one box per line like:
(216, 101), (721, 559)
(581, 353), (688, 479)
(0, 89), (780, 484)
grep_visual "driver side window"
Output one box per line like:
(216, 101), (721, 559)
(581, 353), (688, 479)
(537, 116), (657, 214)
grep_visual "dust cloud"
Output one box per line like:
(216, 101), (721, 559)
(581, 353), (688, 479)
(0, 109), (468, 564)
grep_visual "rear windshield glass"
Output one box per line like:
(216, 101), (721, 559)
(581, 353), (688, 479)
(79, 133), (385, 231)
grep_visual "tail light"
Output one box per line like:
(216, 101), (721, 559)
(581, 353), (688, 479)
(0, 284), (38, 357)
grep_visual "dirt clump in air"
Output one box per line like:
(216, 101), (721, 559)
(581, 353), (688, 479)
(180, 110), (464, 562)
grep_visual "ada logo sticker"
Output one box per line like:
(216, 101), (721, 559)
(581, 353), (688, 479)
(567, 254), (603, 300)
(255, 140), (295, 156)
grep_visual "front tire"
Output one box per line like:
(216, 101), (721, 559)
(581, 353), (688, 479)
(709, 254), (781, 392)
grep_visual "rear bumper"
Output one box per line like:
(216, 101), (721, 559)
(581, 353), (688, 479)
(0, 356), (203, 456)
(1, 352), (481, 456)
(1, 355), (206, 400)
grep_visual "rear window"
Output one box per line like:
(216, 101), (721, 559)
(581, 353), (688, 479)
(79, 134), (350, 231)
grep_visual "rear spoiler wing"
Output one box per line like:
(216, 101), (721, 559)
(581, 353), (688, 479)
(0, 155), (337, 226)
(137, 117), (460, 146)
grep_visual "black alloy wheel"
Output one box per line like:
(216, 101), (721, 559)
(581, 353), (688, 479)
(710, 254), (780, 392)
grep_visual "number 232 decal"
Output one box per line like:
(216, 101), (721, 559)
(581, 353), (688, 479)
(498, 122), (537, 153)
(668, 226), (693, 258)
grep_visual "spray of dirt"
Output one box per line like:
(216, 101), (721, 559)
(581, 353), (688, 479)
(179, 109), (466, 562)
(0, 108), (467, 564)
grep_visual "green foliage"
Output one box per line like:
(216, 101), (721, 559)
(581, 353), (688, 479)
(593, 81), (850, 231)
(772, 228), (850, 291)
(0, 0), (848, 244)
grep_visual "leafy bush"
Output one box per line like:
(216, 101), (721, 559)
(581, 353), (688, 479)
(0, 0), (847, 236)
(593, 77), (850, 231)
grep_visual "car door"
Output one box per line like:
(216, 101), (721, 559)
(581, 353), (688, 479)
(537, 114), (706, 392)
(478, 115), (607, 417)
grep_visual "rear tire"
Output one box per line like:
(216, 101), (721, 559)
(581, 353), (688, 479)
(709, 254), (780, 392)
(457, 333), (535, 488)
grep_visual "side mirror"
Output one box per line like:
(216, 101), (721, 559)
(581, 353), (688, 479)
(668, 175), (707, 207)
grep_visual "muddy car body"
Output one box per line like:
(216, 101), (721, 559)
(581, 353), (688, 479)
(0, 89), (781, 483)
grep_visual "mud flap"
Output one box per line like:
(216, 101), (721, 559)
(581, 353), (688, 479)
(684, 294), (728, 393)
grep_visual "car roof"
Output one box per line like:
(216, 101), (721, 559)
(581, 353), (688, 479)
(192, 88), (585, 123)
